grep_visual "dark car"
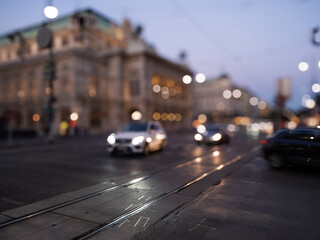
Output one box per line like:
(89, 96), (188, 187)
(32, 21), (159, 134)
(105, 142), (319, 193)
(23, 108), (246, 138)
(261, 128), (320, 168)
(194, 125), (230, 145)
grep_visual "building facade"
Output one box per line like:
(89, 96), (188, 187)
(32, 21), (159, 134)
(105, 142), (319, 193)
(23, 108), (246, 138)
(0, 9), (193, 137)
(193, 74), (269, 123)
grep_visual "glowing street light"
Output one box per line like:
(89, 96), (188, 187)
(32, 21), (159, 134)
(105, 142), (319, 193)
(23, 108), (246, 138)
(195, 73), (206, 83)
(182, 75), (192, 84)
(312, 83), (320, 93)
(298, 62), (309, 72)
(44, 5), (59, 19)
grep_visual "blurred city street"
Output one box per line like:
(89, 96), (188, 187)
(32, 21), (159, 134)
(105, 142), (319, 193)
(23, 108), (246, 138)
(1, 132), (320, 239)
(1, 1), (320, 239)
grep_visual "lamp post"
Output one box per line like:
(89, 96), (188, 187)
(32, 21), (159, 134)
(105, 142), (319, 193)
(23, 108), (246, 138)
(37, 2), (58, 142)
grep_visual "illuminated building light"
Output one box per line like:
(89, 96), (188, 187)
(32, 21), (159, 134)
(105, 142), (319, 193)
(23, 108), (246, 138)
(32, 114), (40, 122)
(89, 88), (96, 97)
(249, 97), (259, 106)
(232, 89), (242, 98)
(152, 85), (161, 93)
(152, 75), (159, 85)
(167, 80), (175, 88)
(153, 112), (161, 121)
(197, 114), (207, 123)
(258, 101), (267, 110)
(17, 90), (25, 98)
(161, 113), (168, 121)
(223, 90), (232, 99)
(175, 113), (182, 122)
(168, 113), (175, 121)
(195, 73), (206, 83)
(169, 89), (176, 96)
(131, 111), (142, 121)
(45, 87), (52, 95)
(182, 75), (192, 84)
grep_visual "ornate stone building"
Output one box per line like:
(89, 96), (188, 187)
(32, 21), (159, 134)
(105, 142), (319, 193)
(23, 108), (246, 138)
(0, 9), (193, 136)
(193, 74), (269, 122)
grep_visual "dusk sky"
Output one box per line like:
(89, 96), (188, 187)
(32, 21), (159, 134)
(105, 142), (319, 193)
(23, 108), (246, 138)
(1, 0), (319, 111)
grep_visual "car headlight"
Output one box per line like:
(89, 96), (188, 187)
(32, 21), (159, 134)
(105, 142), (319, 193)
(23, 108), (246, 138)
(194, 133), (203, 141)
(132, 136), (145, 145)
(212, 133), (222, 141)
(107, 134), (116, 144)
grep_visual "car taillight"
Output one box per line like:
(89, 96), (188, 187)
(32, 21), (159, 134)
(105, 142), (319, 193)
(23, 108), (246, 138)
(260, 140), (269, 144)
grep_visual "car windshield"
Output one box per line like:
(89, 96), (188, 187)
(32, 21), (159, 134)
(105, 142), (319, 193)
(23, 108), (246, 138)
(122, 123), (148, 132)
(206, 126), (220, 132)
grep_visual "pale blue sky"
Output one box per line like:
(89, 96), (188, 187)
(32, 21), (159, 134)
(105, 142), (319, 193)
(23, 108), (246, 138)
(1, 0), (319, 111)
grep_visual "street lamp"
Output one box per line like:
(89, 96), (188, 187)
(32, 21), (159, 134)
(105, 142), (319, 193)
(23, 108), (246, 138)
(195, 73), (206, 83)
(44, 1), (58, 20)
(37, 2), (58, 142)
(44, 5), (58, 19)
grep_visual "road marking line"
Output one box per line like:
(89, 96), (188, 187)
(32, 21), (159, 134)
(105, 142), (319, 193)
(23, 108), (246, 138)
(138, 195), (145, 200)
(143, 217), (150, 227)
(118, 219), (129, 228)
(125, 204), (133, 210)
(134, 217), (142, 227)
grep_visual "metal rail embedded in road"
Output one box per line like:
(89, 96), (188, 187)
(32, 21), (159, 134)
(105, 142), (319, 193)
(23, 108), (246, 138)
(73, 147), (260, 240)
(0, 145), (254, 229)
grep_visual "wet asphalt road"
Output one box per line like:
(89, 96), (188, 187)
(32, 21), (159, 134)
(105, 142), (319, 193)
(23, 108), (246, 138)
(0, 131), (255, 212)
(1, 132), (320, 239)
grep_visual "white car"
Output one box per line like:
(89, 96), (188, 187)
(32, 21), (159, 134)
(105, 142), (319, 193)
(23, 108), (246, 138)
(107, 121), (167, 156)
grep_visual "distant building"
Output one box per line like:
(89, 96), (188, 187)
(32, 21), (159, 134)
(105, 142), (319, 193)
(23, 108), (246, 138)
(193, 74), (269, 122)
(0, 9), (193, 137)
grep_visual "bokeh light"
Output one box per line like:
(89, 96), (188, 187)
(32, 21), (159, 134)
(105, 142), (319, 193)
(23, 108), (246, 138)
(249, 97), (259, 106)
(182, 75), (192, 84)
(232, 89), (242, 98)
(195, 73), (206, 83)
(131, 111), (142, 120)
(298, 62), (309, 72)
(222, 90), (232, 99)
(152, 85), (161, 93)
(312, 83), (320, 93)
(44, 6), (59, 19)
(70, 112), (79, 121)
(32, 114), (40, 122)
(197, 114), (207, 123)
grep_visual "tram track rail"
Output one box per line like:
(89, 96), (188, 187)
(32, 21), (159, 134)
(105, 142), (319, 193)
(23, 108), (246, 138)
(0, 141), (260, 231)
(73, 147), (260, 240)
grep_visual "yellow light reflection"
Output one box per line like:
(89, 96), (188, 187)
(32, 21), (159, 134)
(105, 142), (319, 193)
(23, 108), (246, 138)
(194, 157), (202, 163)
